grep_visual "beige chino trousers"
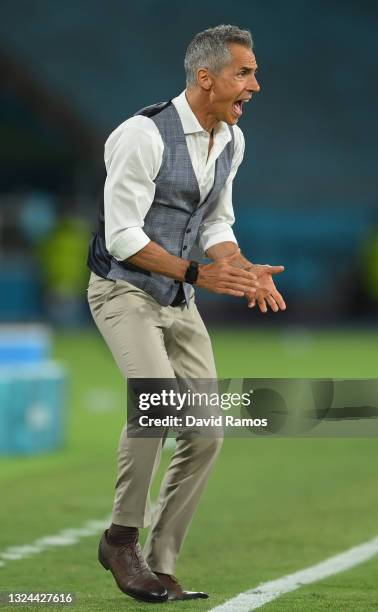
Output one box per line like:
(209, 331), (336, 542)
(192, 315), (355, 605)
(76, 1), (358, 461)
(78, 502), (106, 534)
(87, 272), (222, 574)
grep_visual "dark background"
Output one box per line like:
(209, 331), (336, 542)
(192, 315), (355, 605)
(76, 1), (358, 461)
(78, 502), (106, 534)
(0, 0), (377, 325)
(1, 6), (378, 606)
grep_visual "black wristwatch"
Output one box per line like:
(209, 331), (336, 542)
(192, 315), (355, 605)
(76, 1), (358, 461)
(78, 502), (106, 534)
(184, 261), (199, 285)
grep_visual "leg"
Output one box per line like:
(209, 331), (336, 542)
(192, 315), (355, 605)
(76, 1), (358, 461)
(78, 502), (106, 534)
(144, 297), (223, 573)
(87, 274), (175, 527)
(144, 434), (222, 574)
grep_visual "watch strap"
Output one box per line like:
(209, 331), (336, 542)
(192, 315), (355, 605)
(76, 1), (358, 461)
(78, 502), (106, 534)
(184, 261), (199, 285)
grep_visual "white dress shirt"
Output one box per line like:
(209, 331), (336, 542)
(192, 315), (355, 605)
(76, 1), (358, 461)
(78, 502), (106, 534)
(104, 90), (245, 261)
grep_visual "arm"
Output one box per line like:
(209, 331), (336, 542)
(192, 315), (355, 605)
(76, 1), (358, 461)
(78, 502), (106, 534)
(104, 118), (160, 260)
(198, 127), (286, 312)
(128, 242), (258, 298)
(206, 240), (250, 266)
(197, 131), (243, 256)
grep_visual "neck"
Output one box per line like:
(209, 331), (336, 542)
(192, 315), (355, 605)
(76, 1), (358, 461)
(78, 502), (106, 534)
(185, 88), (219, 133)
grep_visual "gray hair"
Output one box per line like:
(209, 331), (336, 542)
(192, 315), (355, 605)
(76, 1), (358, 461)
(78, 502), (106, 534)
(184, 24), (254, 88)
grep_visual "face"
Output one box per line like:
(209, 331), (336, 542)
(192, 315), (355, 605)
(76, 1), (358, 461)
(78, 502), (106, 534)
(204, 43), (260, 125)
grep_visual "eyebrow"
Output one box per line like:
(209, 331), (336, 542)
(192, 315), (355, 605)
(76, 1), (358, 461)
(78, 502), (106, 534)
(238, 66), (258, 72)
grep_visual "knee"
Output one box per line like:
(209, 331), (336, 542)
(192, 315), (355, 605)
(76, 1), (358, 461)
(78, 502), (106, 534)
(179, 434), (224, 462)
(199, 435), (224, 459)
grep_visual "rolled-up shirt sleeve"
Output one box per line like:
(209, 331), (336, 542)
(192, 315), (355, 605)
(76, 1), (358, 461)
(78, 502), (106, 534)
(104, 117), (163, 261)
(198, 126), (245, 253)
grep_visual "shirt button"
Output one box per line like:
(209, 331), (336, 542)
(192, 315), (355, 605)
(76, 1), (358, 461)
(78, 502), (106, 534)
(183, 246), (187, 251)
(186, 228), (191, 234)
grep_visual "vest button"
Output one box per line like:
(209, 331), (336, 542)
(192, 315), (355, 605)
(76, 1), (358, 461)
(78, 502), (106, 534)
(186, 228), (191, 234)
(183, 245), (188, 251)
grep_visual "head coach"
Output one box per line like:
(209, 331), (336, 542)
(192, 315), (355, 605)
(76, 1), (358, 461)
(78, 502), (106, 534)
(87, 24), (286, 604)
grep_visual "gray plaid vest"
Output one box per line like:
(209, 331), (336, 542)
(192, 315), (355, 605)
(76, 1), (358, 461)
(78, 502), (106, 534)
(87, 100), (234, 306)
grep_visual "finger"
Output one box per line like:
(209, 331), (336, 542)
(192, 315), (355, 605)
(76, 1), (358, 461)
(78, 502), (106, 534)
(226, 291), (245, 297)
(220, 288), (246, 297)
(221, 282), (257, 294)
(245, 291), (256, 306)
(264, 265), (285, 275)
(228, 267), (258, 282)
(272, 291), (287, 310)
(221, 274), (258, 292)
(258, 297), (268, 313)
(266, 295), (279, 312)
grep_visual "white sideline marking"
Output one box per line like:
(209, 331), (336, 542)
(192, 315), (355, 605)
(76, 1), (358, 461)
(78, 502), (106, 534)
(0, 517), (110, 568)
(210, 536), (378, 611)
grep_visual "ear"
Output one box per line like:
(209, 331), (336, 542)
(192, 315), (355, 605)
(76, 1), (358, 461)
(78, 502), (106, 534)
(197, 68), (213, 91)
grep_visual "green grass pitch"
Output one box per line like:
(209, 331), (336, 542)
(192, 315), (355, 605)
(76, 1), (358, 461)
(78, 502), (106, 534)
(1, 327), (377, 611)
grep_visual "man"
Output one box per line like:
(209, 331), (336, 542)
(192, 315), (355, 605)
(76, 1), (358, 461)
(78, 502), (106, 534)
(87, 24), (286, 604)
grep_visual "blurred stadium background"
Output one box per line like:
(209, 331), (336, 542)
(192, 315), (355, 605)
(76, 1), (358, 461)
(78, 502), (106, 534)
(0, 1), (377, 610)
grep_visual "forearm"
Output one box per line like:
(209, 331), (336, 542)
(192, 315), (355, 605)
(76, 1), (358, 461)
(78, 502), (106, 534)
(206, 241), (253, 269)
(127, 241), (189, 281)
(127, 240), (258, 298)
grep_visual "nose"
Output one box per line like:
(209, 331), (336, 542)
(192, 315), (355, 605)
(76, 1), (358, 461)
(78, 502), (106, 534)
(248, 73), (260, 93)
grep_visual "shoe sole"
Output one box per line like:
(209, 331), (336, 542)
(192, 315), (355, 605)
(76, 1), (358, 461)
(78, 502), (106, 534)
(98, 545), (168, 604)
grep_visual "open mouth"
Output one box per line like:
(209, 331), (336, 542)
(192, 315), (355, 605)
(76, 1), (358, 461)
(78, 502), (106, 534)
(232, 98), (250, 118)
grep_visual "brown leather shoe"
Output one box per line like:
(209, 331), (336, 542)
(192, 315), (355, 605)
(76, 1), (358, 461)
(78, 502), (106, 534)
(98, 530), (168, 603)
(155, 572), (209, 601)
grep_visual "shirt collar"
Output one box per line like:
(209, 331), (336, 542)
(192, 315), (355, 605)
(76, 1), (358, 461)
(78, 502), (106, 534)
(172, 91), (231, 144)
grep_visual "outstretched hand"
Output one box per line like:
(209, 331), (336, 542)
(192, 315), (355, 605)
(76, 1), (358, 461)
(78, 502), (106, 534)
(245, 264), (286, 313)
